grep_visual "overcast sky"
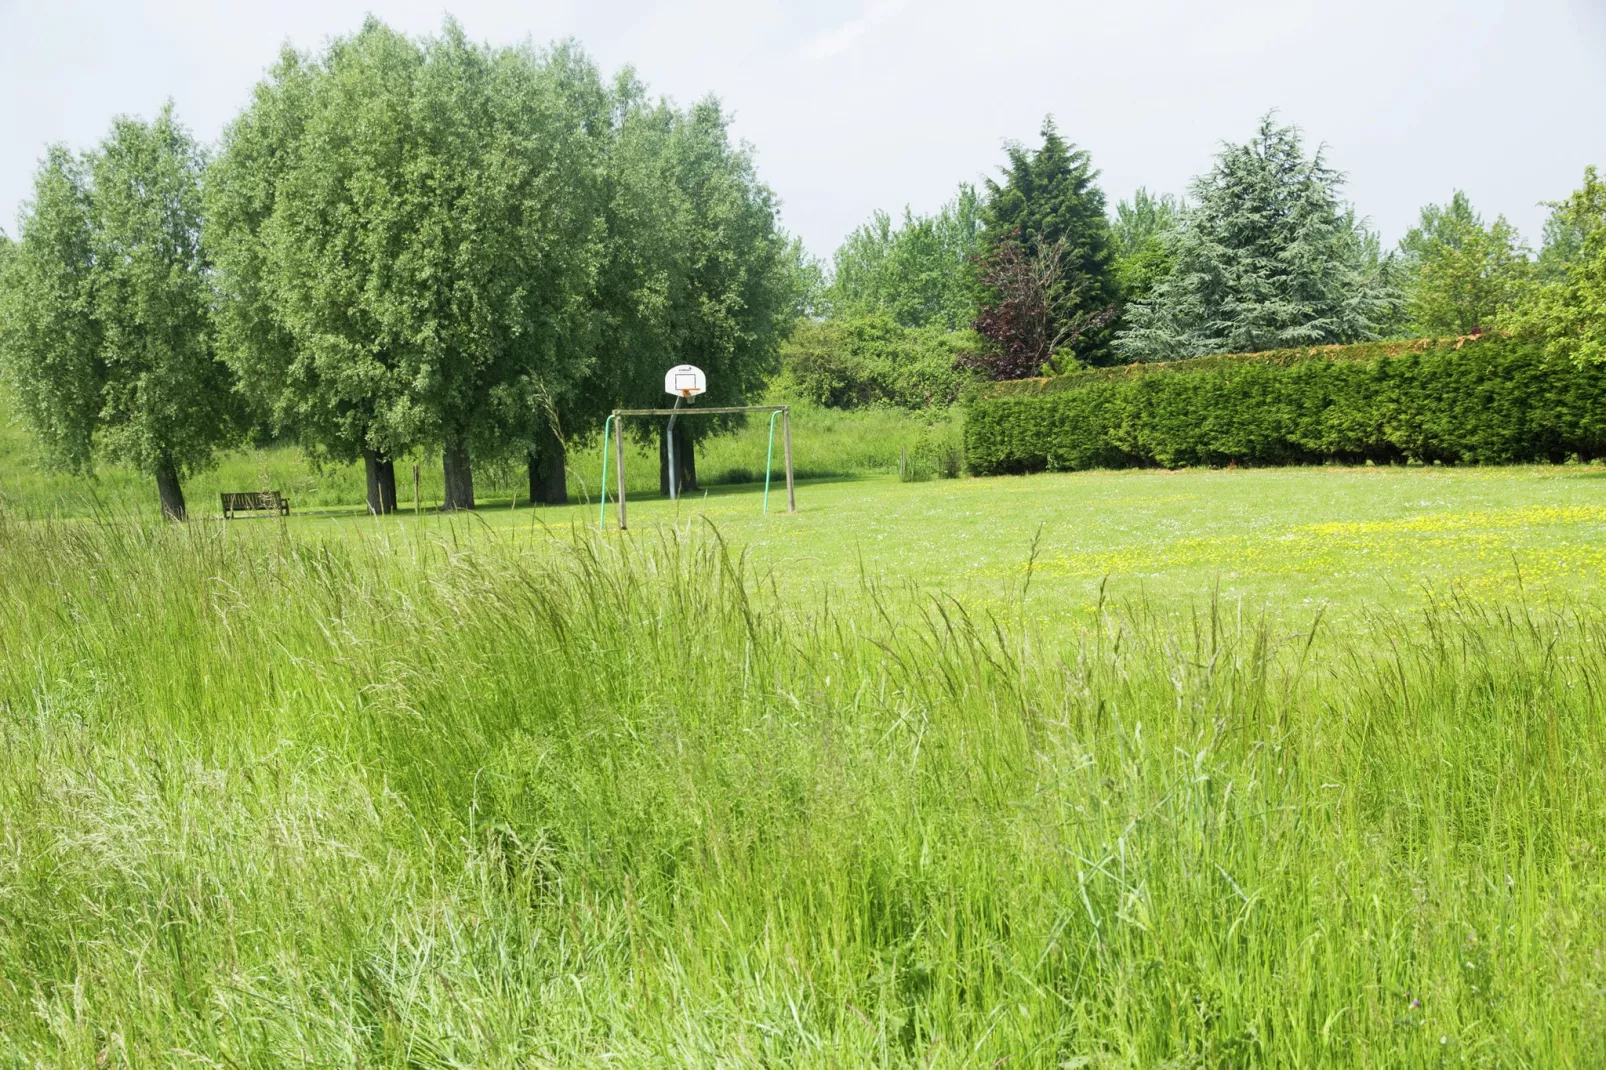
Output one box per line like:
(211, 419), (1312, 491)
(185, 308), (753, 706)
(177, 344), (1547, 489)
(2, 0), (1603, 260)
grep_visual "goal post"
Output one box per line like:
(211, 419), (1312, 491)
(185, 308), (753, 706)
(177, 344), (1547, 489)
(597, 404), (795, 531)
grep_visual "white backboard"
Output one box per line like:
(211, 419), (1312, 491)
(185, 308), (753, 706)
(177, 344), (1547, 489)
(664, 364), (707, 398)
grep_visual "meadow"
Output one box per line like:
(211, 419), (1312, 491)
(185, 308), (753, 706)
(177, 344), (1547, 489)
(3, 403), (1606, 1065)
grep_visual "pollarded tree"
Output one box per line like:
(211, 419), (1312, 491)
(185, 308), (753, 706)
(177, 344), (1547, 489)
(0, 108), (236, 520)
(639, 97), (800, 494)
(499, 80), (800, 503)
(208, 19), (609, 512)
(1504, 166), (1606, 366)
(1116, 115), (1398, 361)
(1397, 191), (1532, 336)
(978, 118), (1120, 366)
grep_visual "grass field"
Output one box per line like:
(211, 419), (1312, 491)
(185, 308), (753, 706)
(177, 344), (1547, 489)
(3, 397), (1605, 1065)
(0, 395), (962, 516)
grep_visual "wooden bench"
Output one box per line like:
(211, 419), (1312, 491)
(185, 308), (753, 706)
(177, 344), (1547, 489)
(221, 491), (290, 519)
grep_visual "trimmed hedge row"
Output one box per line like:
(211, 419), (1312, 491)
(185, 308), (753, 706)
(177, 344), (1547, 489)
(963, 336), (1606, 474)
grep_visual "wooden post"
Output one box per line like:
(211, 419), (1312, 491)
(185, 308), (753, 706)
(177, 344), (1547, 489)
(782, 406), (796, 514)
(614, 412), (628, 530)
(413, 464), (420, 516)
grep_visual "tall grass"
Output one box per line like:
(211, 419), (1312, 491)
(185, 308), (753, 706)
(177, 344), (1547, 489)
(0, 515), (1601, 1065)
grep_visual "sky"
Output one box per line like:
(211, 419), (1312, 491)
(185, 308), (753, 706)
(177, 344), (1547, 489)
(2, 0), (1603, 261)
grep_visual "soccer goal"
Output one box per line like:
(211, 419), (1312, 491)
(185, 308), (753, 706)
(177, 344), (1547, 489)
(597, 364), (795, 531)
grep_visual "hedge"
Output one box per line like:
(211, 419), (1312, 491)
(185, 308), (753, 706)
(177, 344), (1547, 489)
(963, 336), (1606, 475)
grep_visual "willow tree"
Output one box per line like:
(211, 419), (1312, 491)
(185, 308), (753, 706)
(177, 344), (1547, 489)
(207, 19), (609, 511)
(534, 86), (801, 501)
(0, 108), (235, 520)
(648, 98), (800, 492)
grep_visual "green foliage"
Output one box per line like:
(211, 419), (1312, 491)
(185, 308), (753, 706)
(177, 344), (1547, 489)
(1398, 191), (1532, 335)
(522, 75), (803, 479)
(965, 335), (1606, 474)
(980, 118), (1120, 364)
(773, 315), (979, 409)
(1536, 167), (1603, 282)
(824, 185), (982, 331)
(0, 106), (235, 514)
(206, 21), (608, 478)
(1117, 115), (1398, 361)
(1505, 166), (1606, 367)
(626, 97), (800, 428)
(1110, 187), (1180, 305)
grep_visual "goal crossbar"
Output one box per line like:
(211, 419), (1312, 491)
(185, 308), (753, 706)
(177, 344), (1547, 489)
(598, 404), (794, 531)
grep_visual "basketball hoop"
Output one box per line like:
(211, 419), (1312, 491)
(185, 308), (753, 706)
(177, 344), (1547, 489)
(664, 364), (707, 399)
(598, 362), (795, 528)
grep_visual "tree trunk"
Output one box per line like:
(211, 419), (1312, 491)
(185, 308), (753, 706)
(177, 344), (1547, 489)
(681, 429), (697, 493)
(659, 427), (670, 496)
(155, 460), (186, 522)
(658, 424), (697, 497)
(364, 451), (398, 514)
(529, 443), (567, 505)
(442, 438), (475, 511)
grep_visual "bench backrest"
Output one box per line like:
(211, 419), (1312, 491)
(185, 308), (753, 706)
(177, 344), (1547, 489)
(221, 491), (282, 511)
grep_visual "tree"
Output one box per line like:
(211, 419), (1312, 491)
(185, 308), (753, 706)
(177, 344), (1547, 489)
(1110, 187), (1181, 305)
(977, 118), (1120, 365)
(965, 240), (1117, 380)
(0, 107), (235, 520)
(1503, 166), (1606, 366)
(642, 97), (800, 494)
(207, 19), (608, 512)
(826, 185), (983, 330)
(1397, 191), (1531, 335)
(1536, 167), (1604, 283)
(1116, 115), (1398, 361)
(776, 314), (978, 407)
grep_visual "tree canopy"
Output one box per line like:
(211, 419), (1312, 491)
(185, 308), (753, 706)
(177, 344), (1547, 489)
(1504, 166), (1606, 366)
(978, 119), (1120, 366)
(825, 186), (983, 331)
(0, 106), (234, 519)
(1110, 187), (1182, 306)
(1397, 191), (1531, 336)
(209, 23), (797, 508)
(1115, 115), (1397, 361)
(207, 20), (611, 511)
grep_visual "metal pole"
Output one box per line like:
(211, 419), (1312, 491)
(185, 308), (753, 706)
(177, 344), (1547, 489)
(782, 406), (796, 514)
(598, 414), (614, 530)
(413, 463), (420, 517)
(615, 412), (628, 530)
(665, 395), (684, 502)
(763, 409), (781, 514)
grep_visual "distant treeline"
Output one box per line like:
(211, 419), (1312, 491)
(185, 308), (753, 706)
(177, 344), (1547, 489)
(796, 117), (1603, 416)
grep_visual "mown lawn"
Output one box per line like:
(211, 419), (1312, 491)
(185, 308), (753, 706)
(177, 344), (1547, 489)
(219, 460), (1606, 623)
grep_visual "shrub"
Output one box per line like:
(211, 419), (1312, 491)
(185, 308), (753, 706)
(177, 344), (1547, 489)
(964, 335), (1606, 475)
(773, 315), (980, 409)
(899, 419), (964, 481)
